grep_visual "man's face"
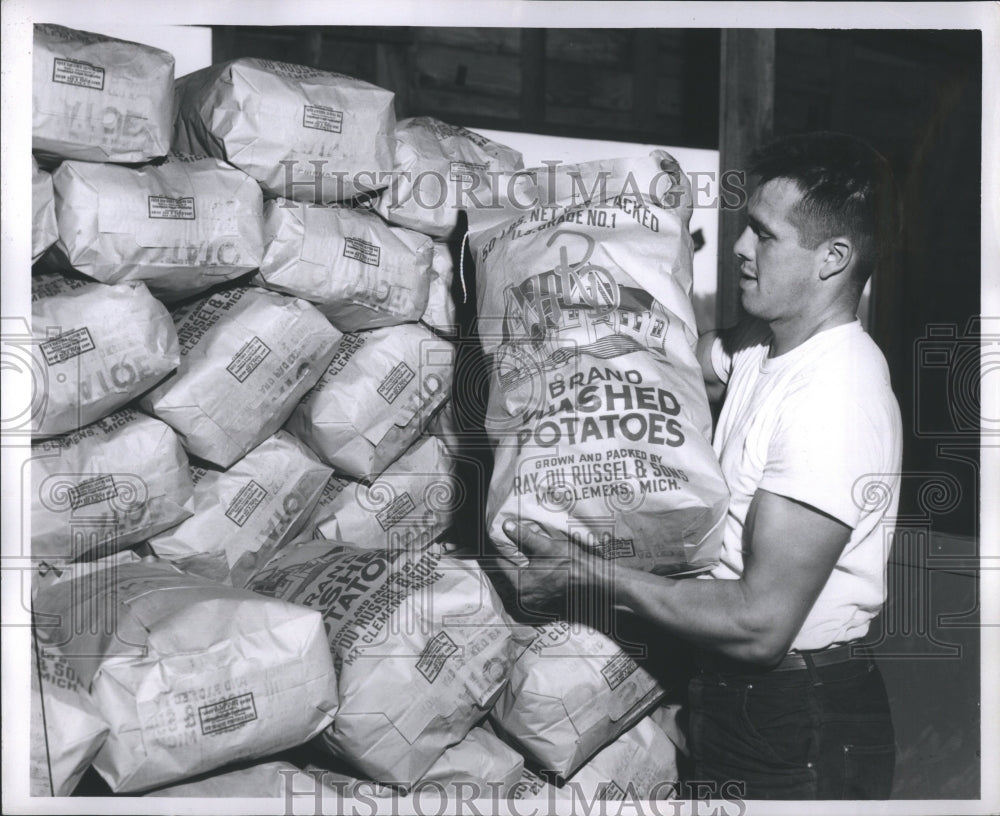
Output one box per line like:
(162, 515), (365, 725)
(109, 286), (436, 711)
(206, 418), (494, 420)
(733, 177), (823, 323)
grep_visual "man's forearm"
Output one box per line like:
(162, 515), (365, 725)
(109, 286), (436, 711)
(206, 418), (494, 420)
(591, 565), (789, 664)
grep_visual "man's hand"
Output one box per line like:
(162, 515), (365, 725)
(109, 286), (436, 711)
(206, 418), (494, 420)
(497, 519), (617, 620)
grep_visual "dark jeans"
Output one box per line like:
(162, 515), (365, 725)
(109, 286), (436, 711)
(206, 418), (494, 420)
(687, 651), (895, 800)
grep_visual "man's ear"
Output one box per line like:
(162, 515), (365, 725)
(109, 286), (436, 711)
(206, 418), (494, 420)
(818, 237), (853, 280)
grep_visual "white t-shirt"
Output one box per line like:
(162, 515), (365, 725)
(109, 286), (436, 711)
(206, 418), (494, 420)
(709, 320), (902, 650)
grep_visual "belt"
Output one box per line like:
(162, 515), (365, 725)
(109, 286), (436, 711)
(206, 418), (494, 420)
(697, 641), (871, 674)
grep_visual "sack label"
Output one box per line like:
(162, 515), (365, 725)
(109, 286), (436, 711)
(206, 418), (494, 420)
(375, 492), (416, 531)
(40, 327), (95, 366)
(303, 105), (343, 134)
(343, 237), (381, 267)
(597, 782), (626, 801)
(198, 692), (258, 735)
(416, 631), (459, 683)
(52, 57), (104, 90)
(449, 160), (488, 182)
(227, 336), (271, 383)
(377, 362), (415, 404)
(600, 652), (639, 691)
(68, 474), (117, 510)
(225, 480), (268, 527)
(148, 195), (196, 220)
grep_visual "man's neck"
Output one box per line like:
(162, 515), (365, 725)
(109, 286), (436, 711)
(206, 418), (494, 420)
(768, 309), (857, 357)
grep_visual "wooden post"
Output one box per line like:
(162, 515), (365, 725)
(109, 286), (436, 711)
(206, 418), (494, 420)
(303, 30), (323, 67)
(681, 29), (721, 149)
(376, 41), (413, 119)
(520, 29), (546, 131)
(211, 26), (236, 64)
(717, 29), (775, 329)
(632, 31), (659, 136)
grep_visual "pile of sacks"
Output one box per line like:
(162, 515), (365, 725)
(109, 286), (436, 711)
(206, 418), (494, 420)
(27, 23), (713, 805)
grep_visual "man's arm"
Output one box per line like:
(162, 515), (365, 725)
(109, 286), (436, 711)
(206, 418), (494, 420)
(501, 488), (851, 665)
(696, 316), (770, 404)
(696, 330), (726, 404)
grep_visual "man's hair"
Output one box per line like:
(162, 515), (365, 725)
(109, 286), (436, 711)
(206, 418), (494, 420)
(749, 132), (900, 286)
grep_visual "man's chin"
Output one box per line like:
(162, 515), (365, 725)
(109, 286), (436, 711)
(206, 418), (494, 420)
(739, 291), (760, 314)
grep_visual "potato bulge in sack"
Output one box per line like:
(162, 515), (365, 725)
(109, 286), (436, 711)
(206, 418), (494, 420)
(422, 241), (458, 334)
(32, 559), (338, 793)
(285, 324), (454, 481)
(373, 116), (524, 239)
(649, 701), (687, 756)
(489, 619), (664, 778)
(32, 156), (58, 262)
(306, 434), (456, 550)
(31, 274), (179, 437)
(560, 714), (680, 801)
(255, 199), (433, 331)
(506, 768), (563, 803)
(51, 156), (264, 301)
(507, 715), (678, 803)
(173, 58), (395, 203)
(305, 727), (524, 798)
(149, 431), (332, 587)
(427, 397), (463, 455)
(145, 761), (308, 797)
(467, 152), (728, 573)
(32, 24), (174, 164)
(417, 726), (525, 793)
(30, 639), (109, 796)
(31, 408), (193, 562)
(139, 286), (342, 468)
(247, 541), (528, 788)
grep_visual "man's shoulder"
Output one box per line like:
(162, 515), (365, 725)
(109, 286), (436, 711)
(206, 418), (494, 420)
(796, 322), (892, 385)
(784, 325), (901, 433)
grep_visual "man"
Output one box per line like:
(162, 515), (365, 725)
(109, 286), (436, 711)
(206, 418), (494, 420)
(500, 132), (903, 800)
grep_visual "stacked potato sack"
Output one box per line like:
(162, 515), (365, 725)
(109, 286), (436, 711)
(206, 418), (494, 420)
(138, 285), (342, 467)
(147, 728), (525, 801)
(31, 408), (193, 563)
(508, 710), (683, 803)
(303, 434), (458, 550)
(173, 58), (396, 204)
(30, 273), (179, 438)
(467, 152), (729, 573)
(50, 154), (266, 301)
(489, 620), (665, 780)
(283, 323), (457, 549)
(246, 541), (531, 788)
(372, 117), (525, 334)
(147, 431), (332, 586)
(33, 559), (338, 793)
(254, 199), (434, 331)
(296, 328), (452, 447)
(170, 64), (493, 554)
(32, 24), (174, 165)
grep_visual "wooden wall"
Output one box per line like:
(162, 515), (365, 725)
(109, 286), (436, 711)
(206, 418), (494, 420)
(211, 26), (719, 147)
